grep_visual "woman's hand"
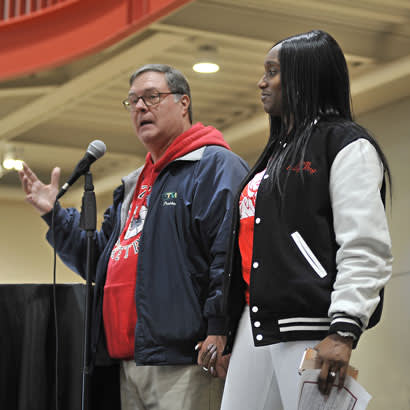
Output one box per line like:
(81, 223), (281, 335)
(196, 335), (230, 379)
(314, 333), (353, 395)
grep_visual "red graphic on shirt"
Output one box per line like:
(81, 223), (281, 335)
(239, 170), (265, 220)
(286, 161), (317, 175)
(238, 170), (266, 305)
(103, 165), (154, 359)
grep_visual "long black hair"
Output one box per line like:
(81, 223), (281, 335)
(257, 30), (391, 197)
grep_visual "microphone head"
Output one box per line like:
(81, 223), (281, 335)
(87, 140), (106, 160)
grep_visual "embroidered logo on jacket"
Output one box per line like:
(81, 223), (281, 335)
(162, 192), (178, 206)
(286, 161), (317, 175)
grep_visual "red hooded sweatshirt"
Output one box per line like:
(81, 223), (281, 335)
(103, 123), (230, 359)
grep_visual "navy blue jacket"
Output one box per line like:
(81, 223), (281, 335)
(44, 145), (248, 366)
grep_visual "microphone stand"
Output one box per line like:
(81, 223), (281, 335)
(79, 170), (97, 410)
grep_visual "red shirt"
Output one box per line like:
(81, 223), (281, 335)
(238, 169), (266, 305)
(103, 161), (155, 359)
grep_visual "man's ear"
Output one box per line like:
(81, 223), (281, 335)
(179, 94), (190, 116)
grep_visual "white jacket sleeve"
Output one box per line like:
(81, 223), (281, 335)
(328, 138), (393, 333)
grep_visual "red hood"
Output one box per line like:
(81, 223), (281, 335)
(145, 122), (231, 173)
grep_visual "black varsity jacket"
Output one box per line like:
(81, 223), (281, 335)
(223, 120), (392, 353)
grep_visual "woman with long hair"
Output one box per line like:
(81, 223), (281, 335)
(216, 30), (392, 409)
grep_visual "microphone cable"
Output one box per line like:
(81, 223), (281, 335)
(48, 139), (105, 410)
(51, 200), (60, 410)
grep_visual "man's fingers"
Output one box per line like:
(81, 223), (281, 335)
(214, 354), (230, 379)
(214, 365), (227, 379)
(22, 162), (39, 183)
(221, 353), (231, 372)
(17, 170), (24, 185)
(18, 172), (30, 195)
(18, 165), (33, 195)
(50, 167), (61, 188)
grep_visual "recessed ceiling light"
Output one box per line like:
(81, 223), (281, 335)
(2, 158), (23, 171)
(2, 146), (24, 171)
(2, 158), (15, 170)
(193, 45), (220, 74)
(193, 62), (220, 74)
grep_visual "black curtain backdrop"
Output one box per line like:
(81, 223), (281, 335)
(0, 284), (120, 410)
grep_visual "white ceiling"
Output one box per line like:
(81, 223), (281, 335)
(1, 0), (410, 206)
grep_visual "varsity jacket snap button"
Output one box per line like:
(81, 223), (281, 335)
(253, 261), (259, 268)
(256, 334), (263, 341)
(254, 321), (261, 328)
(252, 306), (259, 313)
(255, 217), (261, 224)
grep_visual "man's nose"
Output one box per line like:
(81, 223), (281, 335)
(135, 97), (148, 111)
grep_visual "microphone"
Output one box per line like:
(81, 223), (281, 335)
(56, 140), (106, 200)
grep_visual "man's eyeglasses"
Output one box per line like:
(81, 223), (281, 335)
(122, 92), (176, 111)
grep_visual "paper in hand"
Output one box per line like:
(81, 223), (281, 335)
(298, 369), (372, 410)
(298, 349), (371, 410)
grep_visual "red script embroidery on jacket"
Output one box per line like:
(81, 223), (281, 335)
(286, 161), (317, 175)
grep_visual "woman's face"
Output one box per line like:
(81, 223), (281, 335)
(258, 44), (282, 117)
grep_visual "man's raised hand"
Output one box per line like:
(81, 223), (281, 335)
(19, 163), (60, 215)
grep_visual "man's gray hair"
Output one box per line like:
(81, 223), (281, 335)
(129, 64), (192, 123)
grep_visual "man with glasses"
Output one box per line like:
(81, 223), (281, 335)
(19, 64), (248, 410)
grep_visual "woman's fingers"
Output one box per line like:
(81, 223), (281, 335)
(209, 349), (218, 376)
(200, 344), (216, 367)
(337, 364), (348, 390)
(197, 342), (219, 377)
(318, 360), (332, 395)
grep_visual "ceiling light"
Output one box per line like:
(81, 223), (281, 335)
(2, 158), (16, 170)
(193, 62), (219, 73)
(1, 146), (24, 171)
(13, 160), (24, 171)
(193, 45), (220, 74)
(3, 158), (23, 171)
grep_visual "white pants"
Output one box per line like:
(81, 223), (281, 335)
(221, 306), (319, 410)
(120, 360), (224, 410)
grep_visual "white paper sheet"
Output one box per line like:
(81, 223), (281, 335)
(298, 369), (372, 410)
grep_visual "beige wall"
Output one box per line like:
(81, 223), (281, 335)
(350, 96), (410, 410)
(352, 273), (410, 409)
(0, 199), (80, 283)
(358, 97), (410, 276)
(0, 97), (409, 409)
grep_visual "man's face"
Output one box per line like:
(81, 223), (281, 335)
(127, 71), (189, 153)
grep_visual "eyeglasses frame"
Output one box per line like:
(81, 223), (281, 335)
(122, 92), (177, 111)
